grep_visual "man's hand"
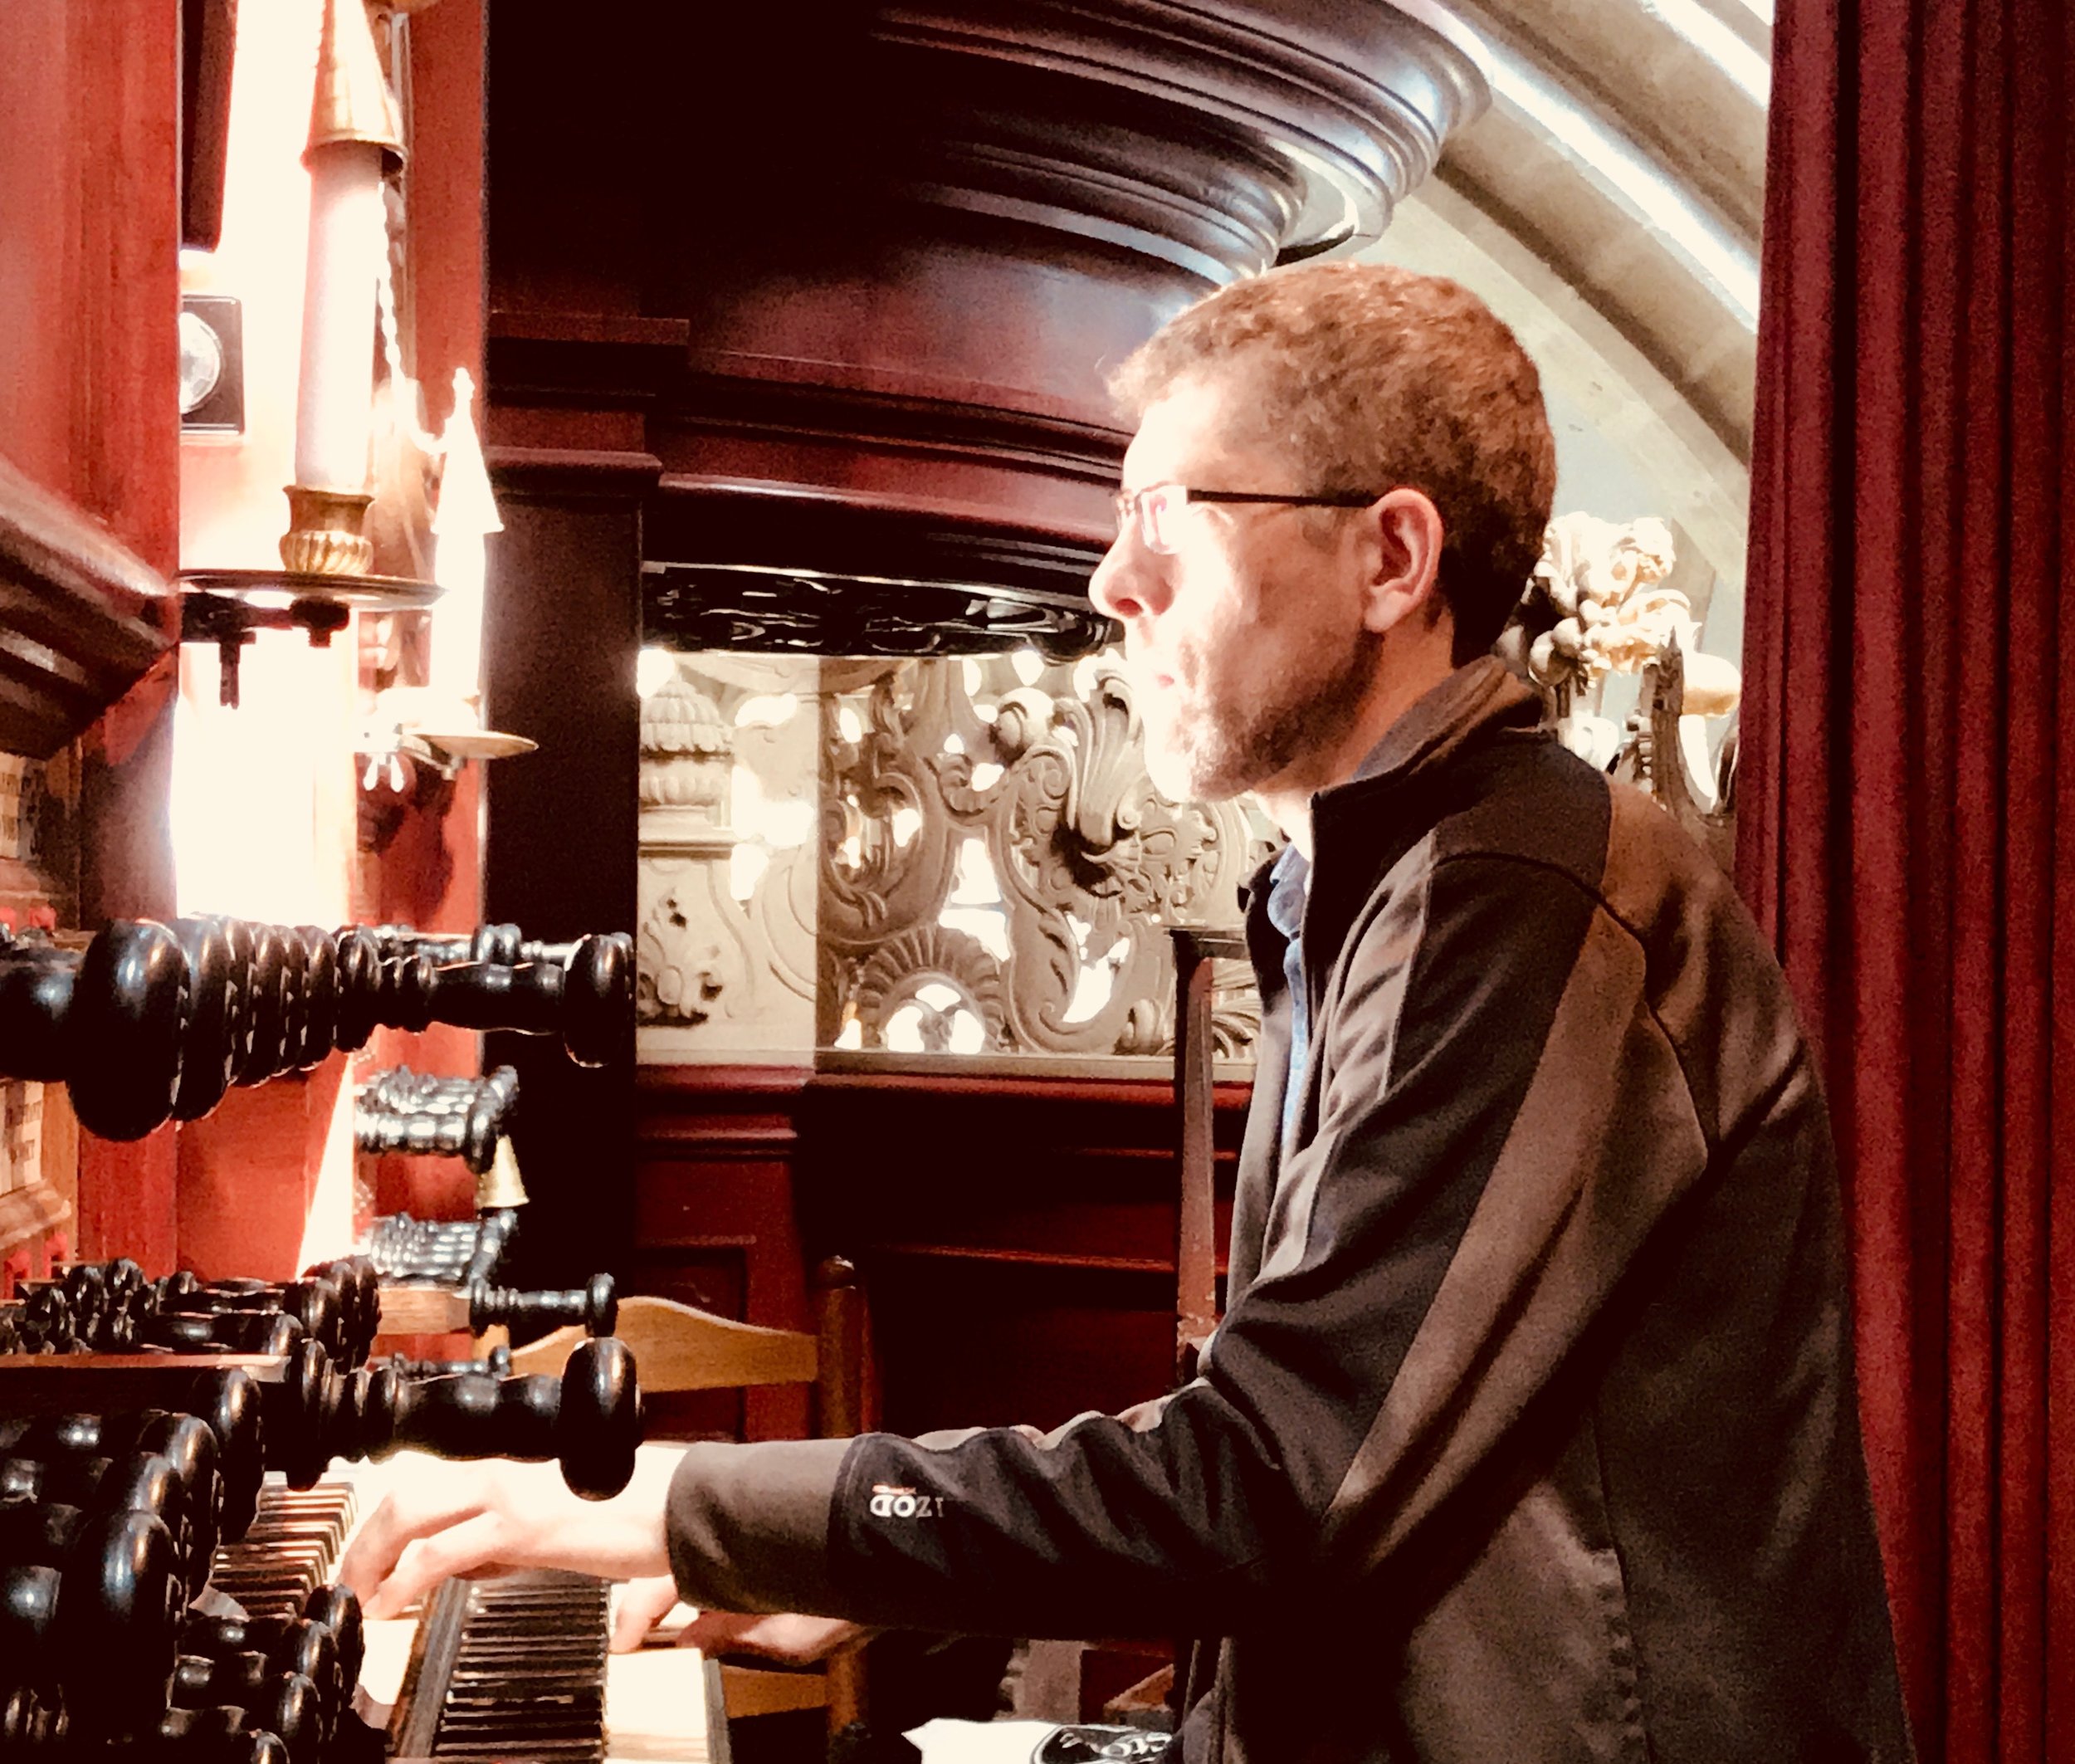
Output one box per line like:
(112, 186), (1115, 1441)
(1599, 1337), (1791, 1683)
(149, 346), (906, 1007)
(608, 1575), (867, 1663)
(338, 1450), (679, 1619)
(681, 1610), (869, 1663)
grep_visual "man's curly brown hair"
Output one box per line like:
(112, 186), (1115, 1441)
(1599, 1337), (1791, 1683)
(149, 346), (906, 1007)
(1108, 261), (1557, 662)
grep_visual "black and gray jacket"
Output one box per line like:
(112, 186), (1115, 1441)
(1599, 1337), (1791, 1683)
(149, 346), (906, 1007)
(666, 659), (1913, 1763)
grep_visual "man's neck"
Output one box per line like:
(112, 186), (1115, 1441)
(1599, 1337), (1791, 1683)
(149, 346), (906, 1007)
(1253, 653), (1459, 858)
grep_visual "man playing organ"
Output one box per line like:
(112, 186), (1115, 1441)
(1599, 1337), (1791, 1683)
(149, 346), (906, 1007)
(340, 264), (1913, 1764)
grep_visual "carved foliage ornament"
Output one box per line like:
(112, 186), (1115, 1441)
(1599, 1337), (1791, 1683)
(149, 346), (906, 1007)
(820, 652), (1267, 1061)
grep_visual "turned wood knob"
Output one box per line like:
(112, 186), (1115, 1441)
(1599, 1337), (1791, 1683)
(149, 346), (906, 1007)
(299, 1585), (363, 1689)
(0, 1563), (63, 1701)
(1, 1411), (227, 1589)
(233, 923), (293, 1086)
(170, 917), (238, 1122)
(136, 1704), (292, 1764)
(0, 933), (78, 1082)
(185, 1369), (265, 1543)
(468, 1272), (617, 1338)
(178, 1613), (343, 1722)
(0, 1508), (184, 1741)
(300, 926), (340, 1067)
(66, 921), (191, 1142)
(354, 1336), (641, 1500)
(329, 926), (383, 1051)
(562, 932), (634, 1067)
(304, 1257), (379, 1364)
(560, 1336), (641, 1499)
(138, 1310), (301, 1356)
(169, 1665), (325, 1764)
(259, 1343), (334, 1493)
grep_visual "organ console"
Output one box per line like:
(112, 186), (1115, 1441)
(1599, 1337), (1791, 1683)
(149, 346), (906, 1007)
(0, 899), (675, 1761)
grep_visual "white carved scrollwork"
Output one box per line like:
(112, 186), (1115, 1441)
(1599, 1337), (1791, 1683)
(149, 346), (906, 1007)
(637, 655), (819, 1059)
(819, 652), (1268, 1063)
(637, 647), (1270, 1068)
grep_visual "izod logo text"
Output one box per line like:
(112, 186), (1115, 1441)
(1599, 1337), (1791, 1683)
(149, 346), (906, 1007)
(868, 1483), (945, 1519)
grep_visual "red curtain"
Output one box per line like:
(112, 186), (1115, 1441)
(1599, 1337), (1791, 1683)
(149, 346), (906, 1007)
(1738, 2), (2074, 1760)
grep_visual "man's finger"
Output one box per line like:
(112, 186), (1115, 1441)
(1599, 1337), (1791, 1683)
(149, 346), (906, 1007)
(360, 1511), (511, 1619)
(610, 1576), (684, 1653)
(337, 1478), (496, 1603)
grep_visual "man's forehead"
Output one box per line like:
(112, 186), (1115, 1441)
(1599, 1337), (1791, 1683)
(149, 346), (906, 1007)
(1122, 370), (1283, 483)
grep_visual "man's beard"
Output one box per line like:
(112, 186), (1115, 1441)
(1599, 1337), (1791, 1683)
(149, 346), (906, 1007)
(1142, 626), (1384, 804)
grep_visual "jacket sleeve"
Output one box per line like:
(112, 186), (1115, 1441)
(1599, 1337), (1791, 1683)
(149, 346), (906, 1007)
(666, 853), (1727, 1637)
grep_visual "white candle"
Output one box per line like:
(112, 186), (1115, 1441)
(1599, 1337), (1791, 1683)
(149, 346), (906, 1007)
(430, 369), (502, 703)
(294, 140), (386, 491)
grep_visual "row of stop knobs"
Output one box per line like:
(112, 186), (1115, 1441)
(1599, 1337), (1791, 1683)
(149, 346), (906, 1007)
(1, 1258), (383, 1365)
(0, 1374), (359, 1756)
(0, 917), (632, 1142)
(0, 1335), (638, 1753)
(2, 1255), (618, 1370)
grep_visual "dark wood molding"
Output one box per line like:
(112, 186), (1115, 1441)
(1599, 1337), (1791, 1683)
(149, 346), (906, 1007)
(485, 447), (664, 498)
(0, 460), (175, 761)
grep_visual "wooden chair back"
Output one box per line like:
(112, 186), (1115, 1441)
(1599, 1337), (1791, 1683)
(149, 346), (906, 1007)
(508, 1258), (868, 1743)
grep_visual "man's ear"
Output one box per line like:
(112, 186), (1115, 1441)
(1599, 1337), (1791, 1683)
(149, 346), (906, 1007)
(1359, 487), (1446, 635)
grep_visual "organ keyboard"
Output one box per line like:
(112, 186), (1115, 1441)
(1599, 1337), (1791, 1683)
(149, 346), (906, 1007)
(228, 1459), (723, 1764)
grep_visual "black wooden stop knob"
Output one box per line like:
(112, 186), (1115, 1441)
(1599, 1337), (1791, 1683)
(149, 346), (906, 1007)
(301, 1584), (364, 1690)
(0, 934), (78, 1082)
(233, 923), (294, 1087)
(0, 1563), (64, 1701)
(355, 1336), (641, 1499)
(66, 921), (191, 1143)
(185, 1368), (266, 1543)
(562, 932), (634, 1067)
(171, 916), (239, 1122)
(123, 1704), (292, 1764)
(139, 1310), (302, 1356)
(2, 1414), (225, 1600)
(0, 1508), (184, 1741)
(329, 926), (383, 1051)
(467, 1271), (617, 1338)
(171, 1664), (326, 1764)
(178, 1613), (344, 1721)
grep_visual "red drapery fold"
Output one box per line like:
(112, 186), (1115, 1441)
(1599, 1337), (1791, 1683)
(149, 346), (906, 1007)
(1739, 2), (2074, 1760)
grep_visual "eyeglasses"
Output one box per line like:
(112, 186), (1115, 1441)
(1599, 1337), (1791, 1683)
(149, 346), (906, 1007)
(1112, 482), (1381, 555)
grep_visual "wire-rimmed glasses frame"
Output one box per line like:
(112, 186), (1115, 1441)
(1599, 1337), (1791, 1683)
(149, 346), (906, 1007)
(1112, 482), (1382, 555)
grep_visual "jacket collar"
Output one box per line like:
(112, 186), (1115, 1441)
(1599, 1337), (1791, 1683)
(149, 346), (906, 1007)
(1341, 655), (1543, 797)
(1241, 657), (1544, 911)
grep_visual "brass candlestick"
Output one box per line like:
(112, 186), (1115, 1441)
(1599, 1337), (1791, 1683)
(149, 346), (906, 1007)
(279, 485), (376, 576)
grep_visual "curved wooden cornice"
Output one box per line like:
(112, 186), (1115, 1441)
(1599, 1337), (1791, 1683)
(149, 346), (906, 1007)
(486, 2), (1487, 646)
(871, 0), (1487, 252)
(0, 458), (175, 760)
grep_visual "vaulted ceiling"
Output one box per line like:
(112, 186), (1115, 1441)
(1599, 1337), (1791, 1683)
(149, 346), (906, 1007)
(1371, 0), (1767, 597)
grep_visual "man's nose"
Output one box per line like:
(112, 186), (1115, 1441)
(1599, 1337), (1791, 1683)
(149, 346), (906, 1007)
(1089, 533), (1163, 623)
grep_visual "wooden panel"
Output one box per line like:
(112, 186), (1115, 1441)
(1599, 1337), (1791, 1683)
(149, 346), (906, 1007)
(635, 1064), (1250, 1441)
(481, 451), (652, 1292)
(0, 1), (181, 1272)
(633, 1066), (813, 1441)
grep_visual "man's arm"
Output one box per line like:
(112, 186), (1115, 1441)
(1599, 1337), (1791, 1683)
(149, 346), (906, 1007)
(345, 855), (1716, 1639)
(655, 854), (1713, 1638)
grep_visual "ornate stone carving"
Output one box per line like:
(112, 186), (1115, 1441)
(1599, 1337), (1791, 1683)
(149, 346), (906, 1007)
(638, 673), (733, 829)
(636, 655), (818, 1058)
(1499, 511), (1742, 840)
(637, 647), (1269, 1068)
(852, 926), (1007, 1054)
(822, 652), (1267, 1063)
